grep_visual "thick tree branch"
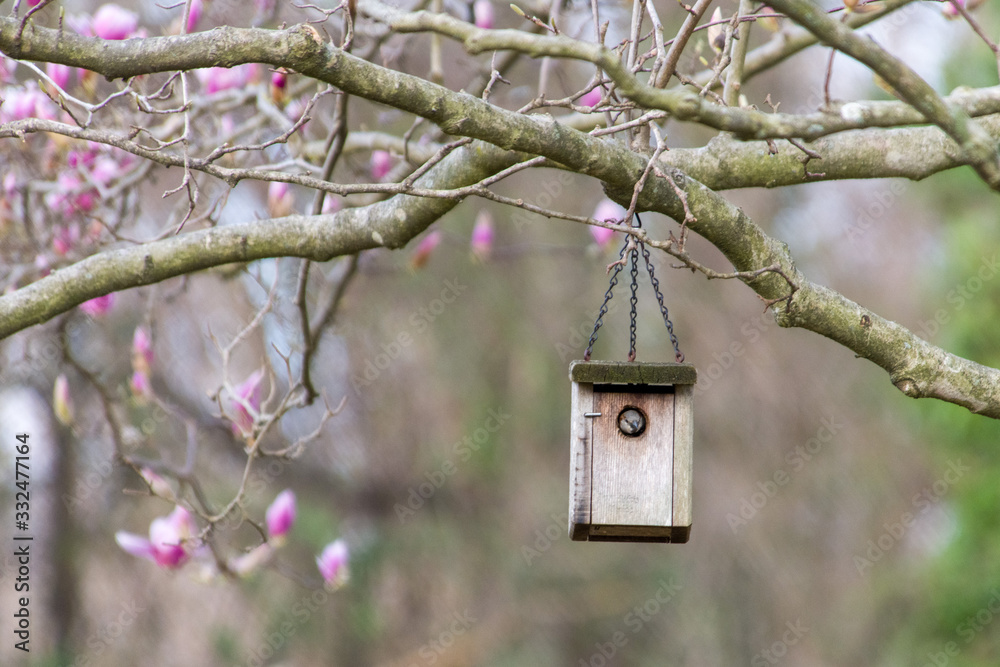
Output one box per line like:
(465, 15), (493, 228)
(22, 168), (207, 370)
(3, 11), (1000, 420)
(764, 0), (1000, 189)
(0, 142), (523, 338)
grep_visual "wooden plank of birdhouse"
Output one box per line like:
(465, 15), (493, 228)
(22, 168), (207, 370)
(590, 391), (674, 529)
(672, 384), (694, 542)
(570, 360), (697, 386)
(569, 380), (593, 540)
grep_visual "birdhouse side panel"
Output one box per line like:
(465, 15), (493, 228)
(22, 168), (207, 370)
(672, 384), (694, 540)
(569, 381), (594, 539)
(591, 391), (674, 528)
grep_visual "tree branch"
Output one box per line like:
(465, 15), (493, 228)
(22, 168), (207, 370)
(763, 0), (1000, 189)
(4, 9), (1000, 420)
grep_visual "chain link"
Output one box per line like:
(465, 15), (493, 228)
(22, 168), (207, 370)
(582, 212), (685, 363)
(640, 233), (684, 362)
(583, 235), (630, 361)
(628, 243), (639, 362)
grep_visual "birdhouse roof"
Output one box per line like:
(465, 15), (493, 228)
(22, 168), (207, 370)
(569, 360), (697, 385)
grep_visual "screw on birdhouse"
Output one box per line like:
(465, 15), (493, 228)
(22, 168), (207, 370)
(617, 407), (646, 437)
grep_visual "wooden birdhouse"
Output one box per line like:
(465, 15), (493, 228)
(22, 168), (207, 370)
(569, 360), (697, 543)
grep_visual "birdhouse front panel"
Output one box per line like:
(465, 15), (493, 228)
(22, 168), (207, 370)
(569, 361), (696, 543)
(591, 389), (674, 529)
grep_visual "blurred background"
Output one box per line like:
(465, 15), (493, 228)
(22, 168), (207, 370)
(3, 0), (1000, 664)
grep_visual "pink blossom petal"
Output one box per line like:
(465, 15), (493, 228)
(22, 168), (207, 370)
(196, 65), (257, 94)
(590, 199), (625, 248)
(186, 0), (203, 32)
(265, 489), (296, 542)
(46, 62), (73, 90)
(93, 4), (139, 40)
(139, 468), (174, 498)
(149, 518), (189, 568)
(316, 539), (349, 589)
(132, 325), (154, 373)
(267, 181), (293, 217)
(231, 369), (265, 436)
(579, 87), (602, 108)
(470, 210), (494, 260)
(79, 293), (116, 317)
(115, 532), (157, 562)
(410, 230), (442, 270)
(473, 0), (494, 29)
(370, 150), (393, 181)
(130, 370), (152, 400)
(53, 374), (74, 427)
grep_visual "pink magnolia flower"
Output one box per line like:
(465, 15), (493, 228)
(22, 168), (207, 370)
(52, 225), (77, 256)
(943, 0), (963, 17)
(265, 489), (296, 544)
(579, 87), (602, 108)
(285, 96), (308, 122)
(130, 370), (152, 401)
(470, 210), (494, 261)
(370, 150), (394, 181)
(34, 254), (51, 278)
(409, 230), (442, 270)
(473, 0), (494, 29)
(115, 505), (198, 569)
(132, 326), (154, 374)
(267, 181), (293, 218)
(46, 62), (74, 90)
(316, 539), (349, 589)
(48, 171), (97, 217)
(185, 0), (203, 32)
(79, 293), (115, 317)
(1, 83), (58, 122)
(271, 69), (288, 91)
(93, 4), (139, 40)
(53, 374), (74, 427)
(230, 369), (265, 436)
(3, 172), (17, 198)
(90, 155), (121, 187)
(590, 198), (625, 248)
(139, 468), (174, 499)
(270, 69), (288, 104)
(196, 64), (258, 94)
(0, 57), (15, 84)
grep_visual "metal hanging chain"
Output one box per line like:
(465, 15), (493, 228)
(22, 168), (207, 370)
(640, 234), (684, 362)
(628, 241), (639, 362)
(582, 212), (685, 363)
(583, 234), (630, 361)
